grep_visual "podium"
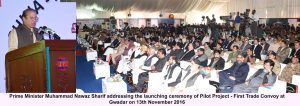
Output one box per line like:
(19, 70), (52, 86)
(5, 40), (76, 93)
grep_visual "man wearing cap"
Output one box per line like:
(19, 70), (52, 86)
(278, 56), (300, 83)
(218, 52), (250, 93)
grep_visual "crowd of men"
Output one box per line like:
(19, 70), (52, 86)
(78, 18), (300, 93)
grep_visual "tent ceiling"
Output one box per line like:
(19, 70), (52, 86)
(63, 0), (229, 13)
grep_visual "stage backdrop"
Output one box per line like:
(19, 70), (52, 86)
(0, 0), (76, 93)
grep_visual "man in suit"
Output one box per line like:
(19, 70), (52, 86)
(276, 40), (290, 63)
(208, 50), (225, 70)
(9, 8), (43, 51)
(240, 37), (251, 52)
(252, 38), (262, 60)
(167, 42), (184, 61)
(286, 41), (300, 63)
(194, 48), (208, 67)
(224, 36), (234, 51)
(232, 59), (277, 93)
(179, 42), (195, 61)
(82, 24), (89, 31)
(123, 22), (130, 37)
(151, 49), (168, 72)
(218, 52), (250, 93)
(110, 34), (120, 48)
(260, 38), (270, 55)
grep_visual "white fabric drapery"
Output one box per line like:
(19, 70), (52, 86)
(226, 0), (300, 18)
(64, 0), (229, 13)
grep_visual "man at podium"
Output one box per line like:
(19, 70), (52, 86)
(8, 8), (43, 51)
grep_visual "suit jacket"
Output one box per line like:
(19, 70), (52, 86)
(222, 40), (229, 49)
(251, 44), (262, 60)
(276, 47), (290, 63)
(226, 41), (234, 51)
(180, 50), (195, 61)
(111, 39), (120, 48)
(290, 48), (300, 59)
(240, 43), (251, 52)
(168, 49), (184, 60)
(222, 62), (250, 84)
(261, 43), (270, 55)
(208, 57), (225, 70)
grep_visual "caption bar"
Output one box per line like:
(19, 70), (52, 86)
(9, 93), (286, 104)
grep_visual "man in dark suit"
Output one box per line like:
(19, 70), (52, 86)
(208, 50), (225, 70)
(123, 22), (130, 37)
(277, 40), (290, 63)
(110, 34), (120, 48)
(285, 41), (300, 63)
(151, 49), (168, 72)
(167, 42), (184, 61)
(260, 38), (270, 55)
(179, 42), (195, 61)
(252, 38), (262, 60)
(218, 52), (250, 93)
(240, 37), (251, 52)
(226, 36), (235, 51)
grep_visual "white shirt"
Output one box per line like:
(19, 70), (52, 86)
(251, 14), (259, 22)
(8, 28), (36, 51)
(202, 36), (210, 44)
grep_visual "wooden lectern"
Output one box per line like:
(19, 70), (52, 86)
(5, 40), (76, 93)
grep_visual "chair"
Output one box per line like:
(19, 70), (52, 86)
(258, 80), (287, 93)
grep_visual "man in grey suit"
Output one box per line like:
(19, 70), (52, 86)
(240, 37), (251, 53)
(232, 59), (277, 93)
(276, 40), (290, 63)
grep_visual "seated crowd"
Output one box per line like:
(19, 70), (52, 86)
(78, 23), (300, 93)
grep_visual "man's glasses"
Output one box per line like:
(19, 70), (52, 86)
(28, 17), (39, 22)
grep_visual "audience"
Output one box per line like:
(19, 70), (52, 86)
(77, 20), (300, 93)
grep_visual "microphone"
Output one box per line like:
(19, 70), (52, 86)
(38, 26), (60, 40)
